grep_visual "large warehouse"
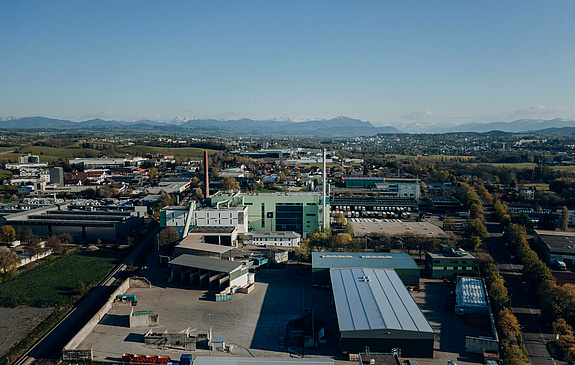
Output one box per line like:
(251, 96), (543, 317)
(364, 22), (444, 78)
(330, 268), (434, 357)
(312, 252), (420, 286)
(0, 204), (143, 242)
(534, 230), (575, 267)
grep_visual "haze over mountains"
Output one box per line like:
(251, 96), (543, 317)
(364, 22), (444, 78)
(1, 116), (574, 136)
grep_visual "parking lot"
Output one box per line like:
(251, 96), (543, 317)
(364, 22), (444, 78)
(405, 278), (493, 365)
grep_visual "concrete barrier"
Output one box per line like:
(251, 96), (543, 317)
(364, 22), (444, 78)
(465, 336), (499, 354)
(63, 279), (131, 354)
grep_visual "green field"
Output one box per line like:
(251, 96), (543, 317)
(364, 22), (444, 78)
(0, 170), (11, 181)
(0, 145), (103, 163)
(474, 162), (575, 173)
(549, 165), (575, 173)
(0, 249), (123, 308)
(0, 144), (219, 163)
(475, 162), (538, 169)
(116, 145), (216, 159)
(387, 154), (475, 160)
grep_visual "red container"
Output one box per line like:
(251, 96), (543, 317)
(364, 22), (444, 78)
(122, 353), (134, 363)
(157, 356), (171, 364)
(133, 354), (146, 363)
(146, 355), (158, 364)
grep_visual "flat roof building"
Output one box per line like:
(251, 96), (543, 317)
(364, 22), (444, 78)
(245, 231), (301, 248)
(331, 268), (434, 357)
(426, 248), (480, 278)
(168, 254), (252, 291)
(0, 204), (143, 242)
(312, 252), (419, 286)
(428, 196), (463, 213)
(534, 229), (575, 267)
(330, 196), (418, 219)
(340, 177), (421, 199)
(173, 235), (234, 260)
(350, 219), (447, 238)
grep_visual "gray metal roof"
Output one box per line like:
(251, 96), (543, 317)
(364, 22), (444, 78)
(192, 358), (334, 365)
(330, 268), (434, 334)
(312, 252), (418, 270)
(536, 230), (575, 255)
(177, 236), (234, 254)
(169, 254), (242, 273)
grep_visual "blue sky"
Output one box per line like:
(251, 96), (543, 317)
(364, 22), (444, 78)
(1, 1), (574, 127)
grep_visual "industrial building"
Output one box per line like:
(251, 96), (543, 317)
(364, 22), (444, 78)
(331, 268), (434, 357)
(0, 203), (144, 242)
(427, 196), (463, 213)
(534, 230), (575, 267)
(311, 252), (420, 286)
(244, 231), (301, 247)
(339, 177), (421, 199)
(69, 157), (146, 169)
(49, 167), (64, 186)
(330, 196), (419, 219)
(426, 244), (480, 278)
(167, 254), (253, 291)
(160, 203), (249, 237)
(210, 191), (328, 237)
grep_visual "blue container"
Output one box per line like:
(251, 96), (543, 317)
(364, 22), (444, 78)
(180, 354), (192, 365)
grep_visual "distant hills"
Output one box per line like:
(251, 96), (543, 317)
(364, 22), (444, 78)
(0, 116), (401, 137)
(444, 118), (575, 134)
(1, 116), (574, 136)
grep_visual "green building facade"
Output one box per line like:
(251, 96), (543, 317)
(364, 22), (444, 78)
(210, 191), (328, 237)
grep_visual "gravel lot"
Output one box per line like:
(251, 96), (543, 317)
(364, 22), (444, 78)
(0, 307), (53, 357)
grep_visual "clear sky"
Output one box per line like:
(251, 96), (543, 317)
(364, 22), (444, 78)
(1, 1), (574, 127)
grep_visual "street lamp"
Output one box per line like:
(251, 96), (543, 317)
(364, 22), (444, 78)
(208, 313), (212, 357)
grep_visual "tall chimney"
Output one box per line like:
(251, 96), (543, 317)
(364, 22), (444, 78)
(204, 150), (210, 198)
(322, 148), (327, 232)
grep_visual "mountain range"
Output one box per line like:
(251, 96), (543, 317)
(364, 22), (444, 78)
(0, 116), (400, 137)
(1, 116), (574, 136)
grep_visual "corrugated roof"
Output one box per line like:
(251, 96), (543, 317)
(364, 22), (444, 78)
(330, 268), (433, 334)
(169, 254), (242, 273)
(312, 252), (418, 270)
(192, 358), (334, 365)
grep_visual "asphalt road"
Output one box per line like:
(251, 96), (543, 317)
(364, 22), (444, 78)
(483, 205), (563, 365)
(13, 225), (161, 365)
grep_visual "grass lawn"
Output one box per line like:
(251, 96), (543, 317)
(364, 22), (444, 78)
(0, 249), (123, 308)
